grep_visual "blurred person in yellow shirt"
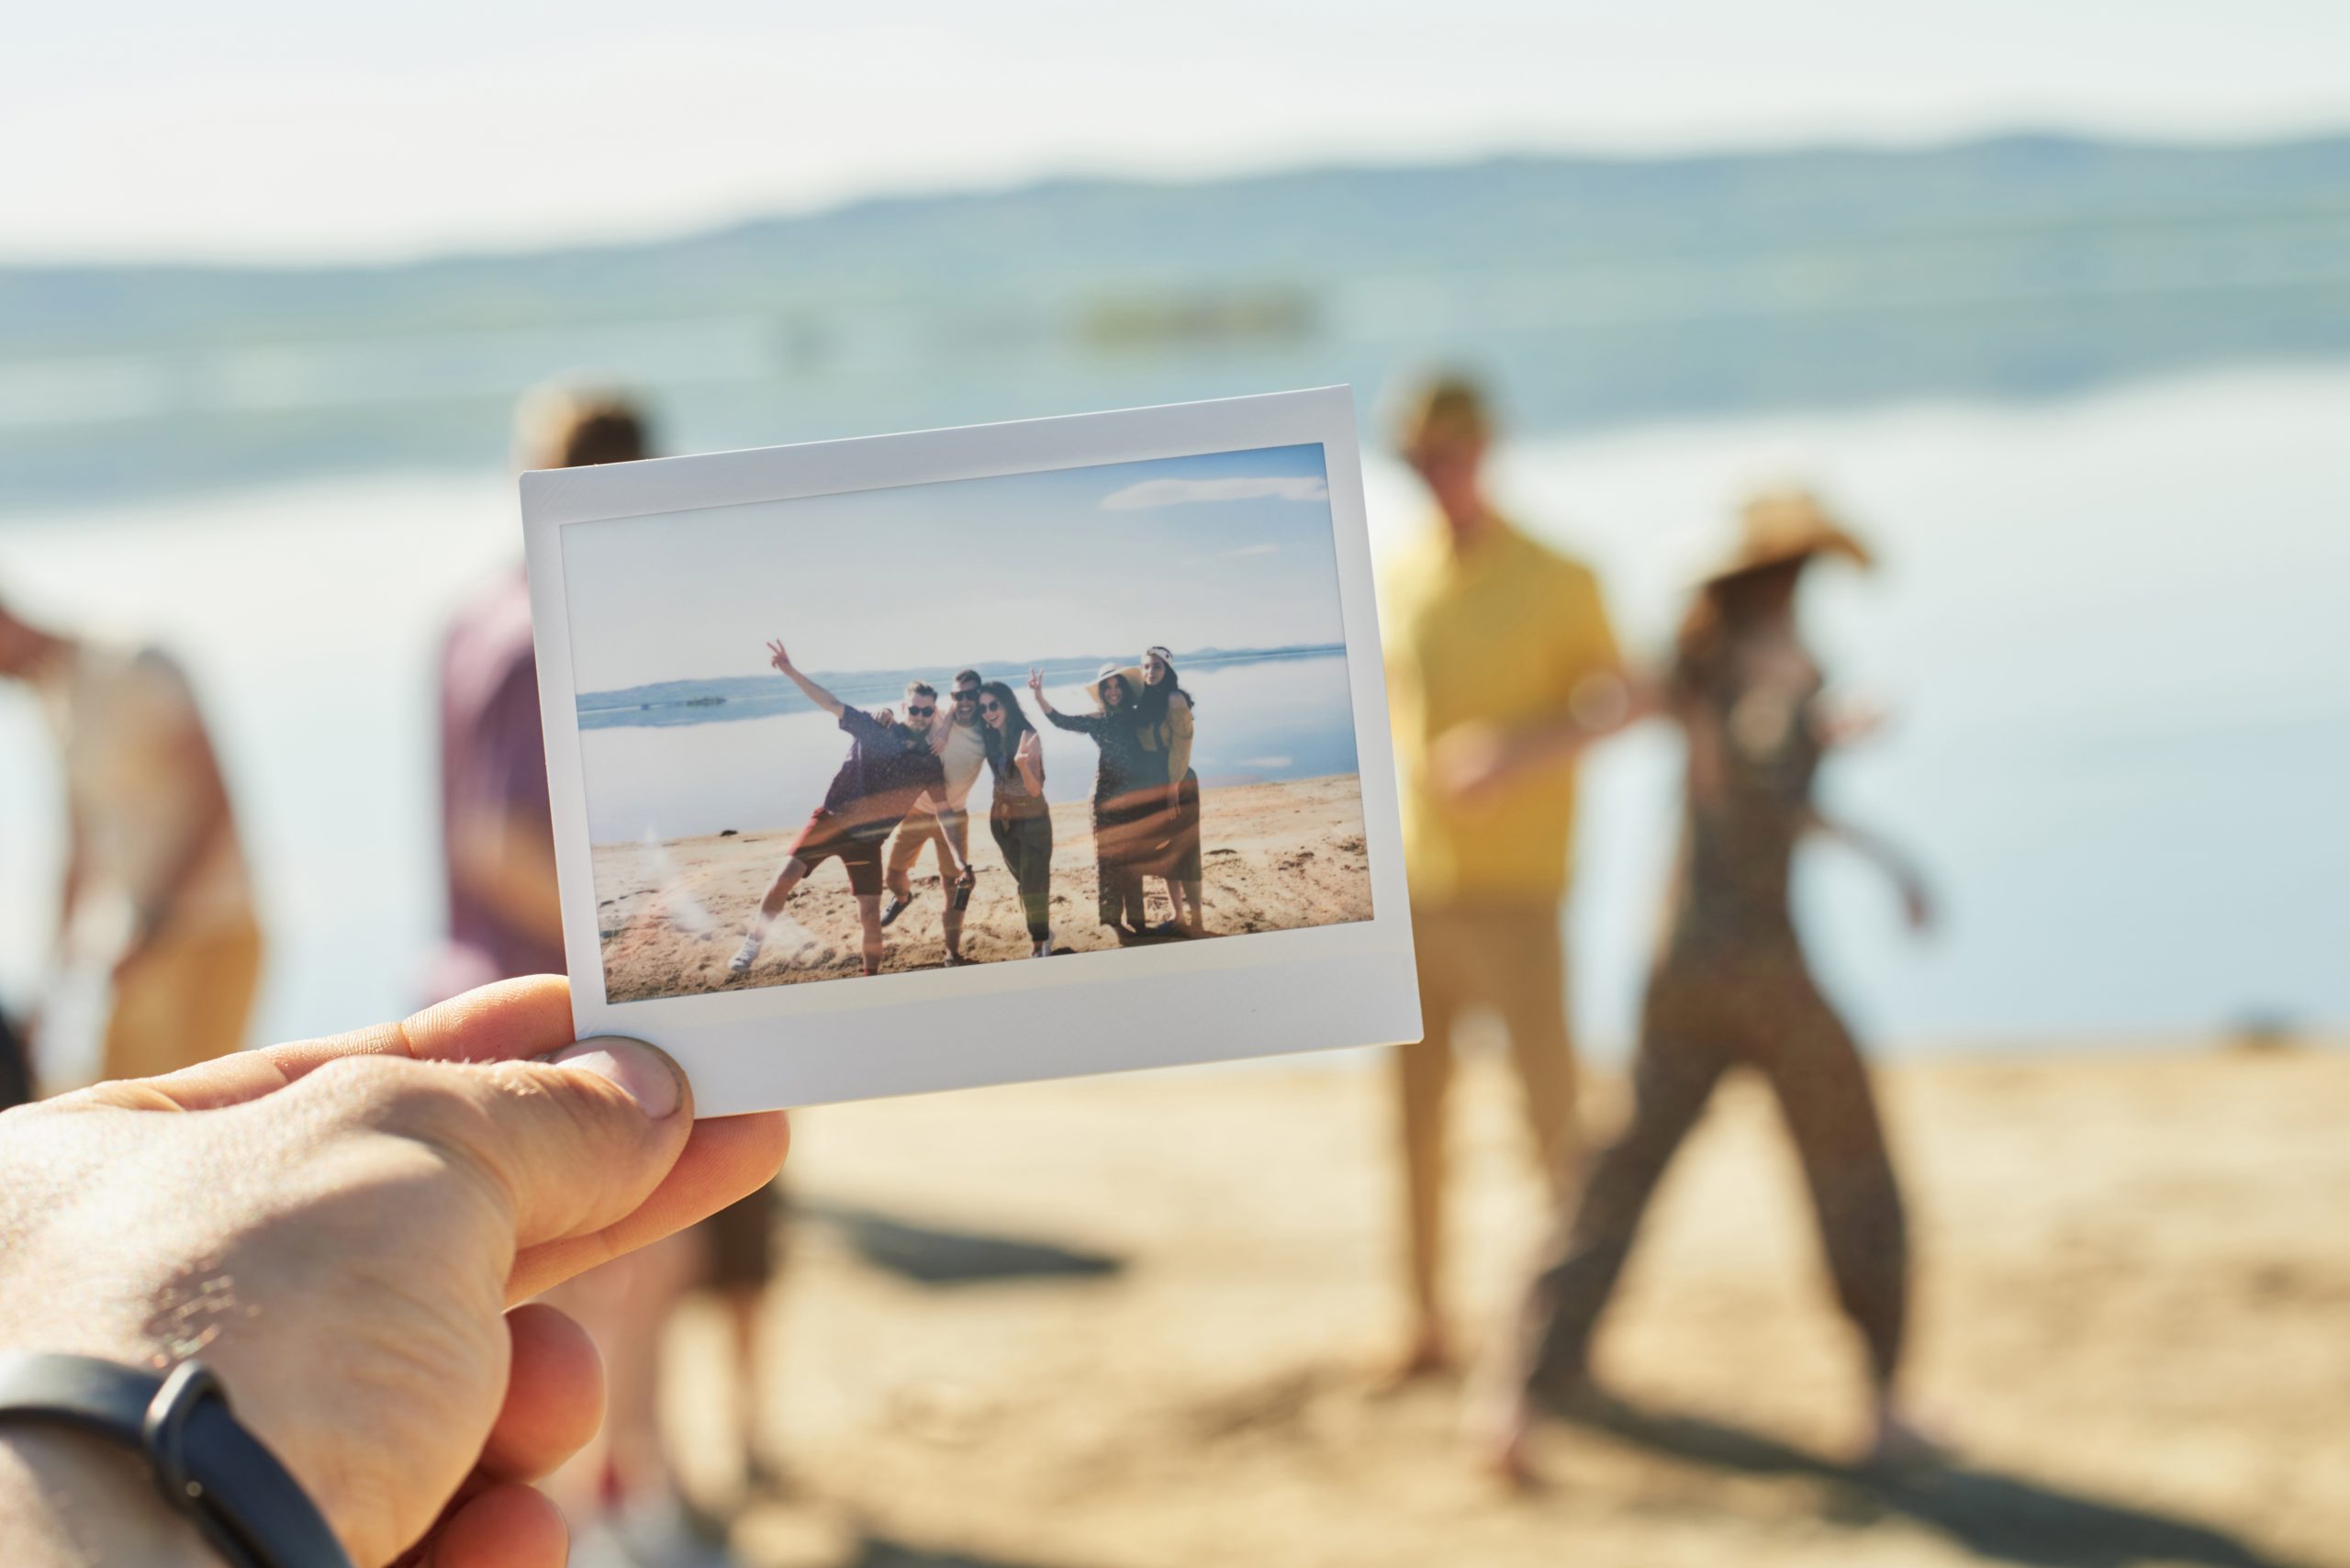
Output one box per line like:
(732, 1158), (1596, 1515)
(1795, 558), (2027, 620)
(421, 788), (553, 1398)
(0, 597), (261, 1090)
(1381, 376), (1639, 1379)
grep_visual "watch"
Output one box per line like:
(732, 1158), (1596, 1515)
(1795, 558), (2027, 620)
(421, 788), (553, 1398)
(0, 1353), (352, 1568)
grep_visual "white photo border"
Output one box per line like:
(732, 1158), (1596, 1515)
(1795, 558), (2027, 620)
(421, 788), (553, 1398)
(522, 386), (1419, 1114)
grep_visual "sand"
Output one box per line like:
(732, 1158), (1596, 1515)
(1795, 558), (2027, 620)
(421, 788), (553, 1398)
(656, 1039), (2350, 1568)
(592, 775), (1373, 1000)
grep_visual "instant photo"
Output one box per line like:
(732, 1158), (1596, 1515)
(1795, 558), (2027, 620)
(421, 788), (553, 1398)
(524, 389), (1417, 1114)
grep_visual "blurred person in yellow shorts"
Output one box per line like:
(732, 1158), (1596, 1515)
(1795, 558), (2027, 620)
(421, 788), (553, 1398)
(1380, 376), (1639, 1379)
(0, 595), (261, 1090)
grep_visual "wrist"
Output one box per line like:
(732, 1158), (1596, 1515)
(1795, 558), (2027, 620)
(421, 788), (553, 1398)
(0, 1428), (207, 1567)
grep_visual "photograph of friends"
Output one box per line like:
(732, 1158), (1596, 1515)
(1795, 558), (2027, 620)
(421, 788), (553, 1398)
(523, 389), (1416, 1113)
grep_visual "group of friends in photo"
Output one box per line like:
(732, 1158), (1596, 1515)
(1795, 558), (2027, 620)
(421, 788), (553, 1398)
(725, 641), (1205, 979)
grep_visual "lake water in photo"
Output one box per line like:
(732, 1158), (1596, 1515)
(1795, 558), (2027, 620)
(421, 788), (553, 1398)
(574, 650), (1363, 846)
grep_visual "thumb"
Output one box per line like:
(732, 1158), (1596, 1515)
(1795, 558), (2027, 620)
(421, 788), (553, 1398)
(352, 1037), (697, 1256)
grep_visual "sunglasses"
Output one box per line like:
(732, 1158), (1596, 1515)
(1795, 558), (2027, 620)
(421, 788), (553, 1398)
(906, 705), (935, 720)
(955, 687), (979, 700)
(980, 700), (1003, 714)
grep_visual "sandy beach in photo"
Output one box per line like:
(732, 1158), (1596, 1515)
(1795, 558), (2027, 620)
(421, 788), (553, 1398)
(593, 773), (1371, 1000)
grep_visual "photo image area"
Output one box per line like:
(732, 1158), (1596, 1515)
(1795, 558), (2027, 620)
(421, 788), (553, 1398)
(561, 442), (1373, 1000)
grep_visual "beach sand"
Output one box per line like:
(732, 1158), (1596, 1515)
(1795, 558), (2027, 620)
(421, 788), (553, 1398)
(593, 774), (1371, 1000)
(661, 1040), (2350, 1568)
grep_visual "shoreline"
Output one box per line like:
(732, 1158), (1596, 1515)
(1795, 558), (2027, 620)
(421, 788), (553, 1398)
(592, 773), (1372, 1001)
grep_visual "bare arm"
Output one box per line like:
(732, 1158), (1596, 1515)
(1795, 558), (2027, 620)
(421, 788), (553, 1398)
(451, 806), (566, 952)
(1804, 807), (1934, 933)
(125, 716), (236, 959)
(768, 639), (843, 717)
(56, 811), (89, 963)
(1165, 694), (1194, 803)
(1432, 668), (1660, 806)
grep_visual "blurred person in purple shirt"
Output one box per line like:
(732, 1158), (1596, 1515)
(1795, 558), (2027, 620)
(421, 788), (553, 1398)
(428, 394), (641, 1000)
(437, 386), (786, 1551)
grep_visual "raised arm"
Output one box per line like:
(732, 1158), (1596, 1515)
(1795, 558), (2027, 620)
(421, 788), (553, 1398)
(1015, 729), (1046, 798)
(1030, 666), (1095, 733)
(768, 639), (844, 717)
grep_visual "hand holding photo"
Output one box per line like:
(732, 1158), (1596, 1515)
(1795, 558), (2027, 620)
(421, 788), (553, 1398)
(524, 388), (1416, 1113)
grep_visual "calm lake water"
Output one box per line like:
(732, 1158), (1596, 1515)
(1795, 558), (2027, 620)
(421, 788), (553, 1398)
(577, 653), (1361, 846)
(0, 364), (2343, 1057)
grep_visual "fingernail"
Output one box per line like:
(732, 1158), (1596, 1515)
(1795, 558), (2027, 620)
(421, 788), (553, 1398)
(545, 1037), (683, 1119)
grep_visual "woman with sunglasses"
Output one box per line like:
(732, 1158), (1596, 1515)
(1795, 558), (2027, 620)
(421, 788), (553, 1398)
(1029, 663), (1154, 937)
(976, 680), (1055, 957)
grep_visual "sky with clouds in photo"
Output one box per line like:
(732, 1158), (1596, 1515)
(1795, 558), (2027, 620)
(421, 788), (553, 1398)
(560, 442), (1346, 691)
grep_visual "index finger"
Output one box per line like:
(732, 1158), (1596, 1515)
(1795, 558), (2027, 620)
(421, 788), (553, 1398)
(77, 975), (789, 1300)
(98, 976), (577, 1113)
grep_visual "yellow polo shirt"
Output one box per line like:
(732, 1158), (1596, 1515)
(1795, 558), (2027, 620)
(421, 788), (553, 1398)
(1382, 515), (1620, 905)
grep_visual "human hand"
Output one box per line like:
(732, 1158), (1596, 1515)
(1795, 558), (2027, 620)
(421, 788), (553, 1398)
(0, 976), (788, 1568)
(766, 638), (793, 674)
(1026, 667), (1045, 697)
(1016, 731), (1040, 763)
(1816, 694), (1889, 750)
(1429, 722), (1518, 808)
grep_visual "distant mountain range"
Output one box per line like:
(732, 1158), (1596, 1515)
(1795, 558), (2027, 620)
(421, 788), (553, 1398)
(6, 132), (2348, 511)
(576, 644), (1346, 732)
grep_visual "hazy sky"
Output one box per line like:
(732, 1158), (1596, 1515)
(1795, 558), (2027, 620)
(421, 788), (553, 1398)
(7, 1), (2344, 263)
(560, 442), (1346, 691)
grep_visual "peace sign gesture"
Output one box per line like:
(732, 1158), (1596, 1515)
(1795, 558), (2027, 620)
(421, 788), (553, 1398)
(767, 639), (794, 674)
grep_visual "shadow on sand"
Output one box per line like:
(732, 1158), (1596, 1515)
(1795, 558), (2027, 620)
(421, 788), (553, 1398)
(802, 1200), (1125, 1287)
(1575, 1397), (2301, 1568)
(845, 1537), (1078, 1568)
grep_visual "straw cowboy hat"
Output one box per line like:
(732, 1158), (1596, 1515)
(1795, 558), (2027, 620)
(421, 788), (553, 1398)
(1086, 661), (1141, 711)
(1702, 487), (1874, 585)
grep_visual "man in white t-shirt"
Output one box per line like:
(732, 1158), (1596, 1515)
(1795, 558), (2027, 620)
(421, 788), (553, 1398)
(880, 667), (990, 964)
(0, 596), (261, 1088)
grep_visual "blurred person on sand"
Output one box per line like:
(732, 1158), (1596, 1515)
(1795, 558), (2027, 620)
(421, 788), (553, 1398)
(1093, 646), (1205, 937)
(0, 973), (789, 1568)
(440, 386), (784, 1555)
(0, 592), (260, 1090)
(729, 646), (967, 978)
(879, 667), (990, 965)
(1479, 488), (1939, 1478)
(978, 679), (1058, 958)
(1030, 664), (1158, 937)
(1379, 375), (1634, 1380)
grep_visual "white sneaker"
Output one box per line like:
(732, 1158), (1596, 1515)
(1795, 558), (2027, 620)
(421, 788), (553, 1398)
(728, 932), (763, 973)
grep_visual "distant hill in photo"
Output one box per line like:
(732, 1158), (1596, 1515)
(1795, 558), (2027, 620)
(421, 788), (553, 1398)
(6, 131), (2349, 510)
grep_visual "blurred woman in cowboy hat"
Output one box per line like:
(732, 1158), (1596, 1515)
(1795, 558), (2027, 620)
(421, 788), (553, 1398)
(1476, 485), (1941, 1480)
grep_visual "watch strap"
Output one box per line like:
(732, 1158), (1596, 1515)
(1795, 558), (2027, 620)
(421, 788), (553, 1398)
(0, 1352), (352, 1568)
